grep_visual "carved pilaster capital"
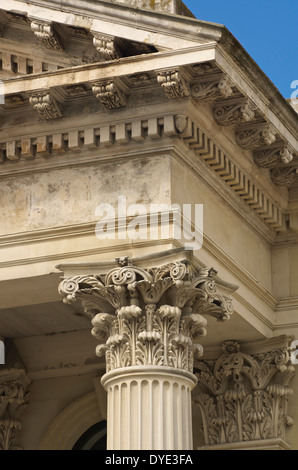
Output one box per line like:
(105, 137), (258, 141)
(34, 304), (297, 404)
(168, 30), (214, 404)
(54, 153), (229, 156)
(30, 20), (62, 51)
(270, 166), (297, 186)
(92, 80), (127, 110)
(59, 260), (237, 374)
(29, 90), (63, 120)
(91, 33), (120, 60)
(157, 69), (190, 99)
(0, 340), (30, 451)
(193, 338), (295, 446)
(213, 99), (256, 126)
(236, 124), (277, 149)
(254, 146), (294, 168)
(0, 378), (30, 450)
(190, 76), (234, 101)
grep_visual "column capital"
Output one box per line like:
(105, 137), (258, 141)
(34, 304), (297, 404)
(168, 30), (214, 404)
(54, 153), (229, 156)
(57, 250), (237, 449)
(193, 336), (296, 449)
(58, 251), (237, 375)
(0, 340), (30, 451)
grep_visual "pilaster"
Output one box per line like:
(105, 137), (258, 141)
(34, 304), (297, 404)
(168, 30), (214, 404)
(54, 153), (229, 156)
(0, 340), (30, 450)
(193, 337), (295, 450)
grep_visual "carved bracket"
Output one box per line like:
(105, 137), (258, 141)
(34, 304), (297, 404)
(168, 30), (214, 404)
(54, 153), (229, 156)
(92, 80), (127, 110)
(29, 90), (63, 120)
(193, 339), (295, 447)
(91, 33), (120, 60)
(254, 146), (294, 168)
(157, 69), (190, 99)
(236, 124), (277, 149)
(213, 99), (256, 126)
(31, 20), (62, 51)
(271, 166), (297, 186)
(190, 76), (234, 101)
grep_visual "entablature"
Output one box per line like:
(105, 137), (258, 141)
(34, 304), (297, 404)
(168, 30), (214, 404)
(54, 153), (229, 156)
(0, 44), (296, 233)
(0, 2), (297, 240)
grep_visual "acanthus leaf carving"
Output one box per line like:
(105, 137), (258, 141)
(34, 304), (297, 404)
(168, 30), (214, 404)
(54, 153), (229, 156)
(92, 80), (126, 110)
(0, 379), (30, 450)
(213, 100), (256, 126)
(193, 339), (295, 446)
(236, 125), (276, 149)
(92, 33), (119, 60)
(31, 20), (62, 50)
(254, 147), (294, 168)
(91, 33), (120, 60)
(192, 62), (214, 75)
(29, 90), (63, 120)
(157, 70), (190, 99)
(59, 260), (236, 374)
(270, 166), (297, 186)
(190, 77), (234, 101)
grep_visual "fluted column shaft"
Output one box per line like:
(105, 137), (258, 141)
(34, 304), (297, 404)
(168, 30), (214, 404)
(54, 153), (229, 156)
(102, 366), (196, 450)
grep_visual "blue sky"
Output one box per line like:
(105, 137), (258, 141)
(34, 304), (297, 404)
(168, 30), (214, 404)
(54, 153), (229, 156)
(184, 0), (298, 99)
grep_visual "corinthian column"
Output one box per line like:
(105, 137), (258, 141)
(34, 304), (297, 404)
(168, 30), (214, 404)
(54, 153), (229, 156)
(58, 253), (236, 450)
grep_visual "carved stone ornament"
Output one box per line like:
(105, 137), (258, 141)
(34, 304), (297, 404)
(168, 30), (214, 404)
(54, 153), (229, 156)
(0, 379), (29, 450)
(254, 147), (294, 168)
(157, 70), (190, 99)
(270, 166), (297, 186)
(213, 100), (256, 126)
(58, 259), (236, 374)
(66, 85), (89, 97)
(92, 80), (126, 110)
(31, 20), (62, 51)
(192, 62), (214, 75)
(174, 114), (188, 133)
(190, 77), (234, 101)
(193, 340), (295, 446)
(29, 91), (62, 120)
(92, 33), (120, 61)
(236, 125), (276, 149)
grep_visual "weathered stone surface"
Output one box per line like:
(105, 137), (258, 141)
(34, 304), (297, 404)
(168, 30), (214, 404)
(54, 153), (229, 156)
(109, 0), (195, 16)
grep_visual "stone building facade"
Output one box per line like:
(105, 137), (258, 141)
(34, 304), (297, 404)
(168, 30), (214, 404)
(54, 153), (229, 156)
(0, 0), (298, 450)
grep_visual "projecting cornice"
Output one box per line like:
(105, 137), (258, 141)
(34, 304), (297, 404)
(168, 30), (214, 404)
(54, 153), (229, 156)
(0, 44), (297, 185)
(0, 1), (297, 235)
(0, 0), (297, 139)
